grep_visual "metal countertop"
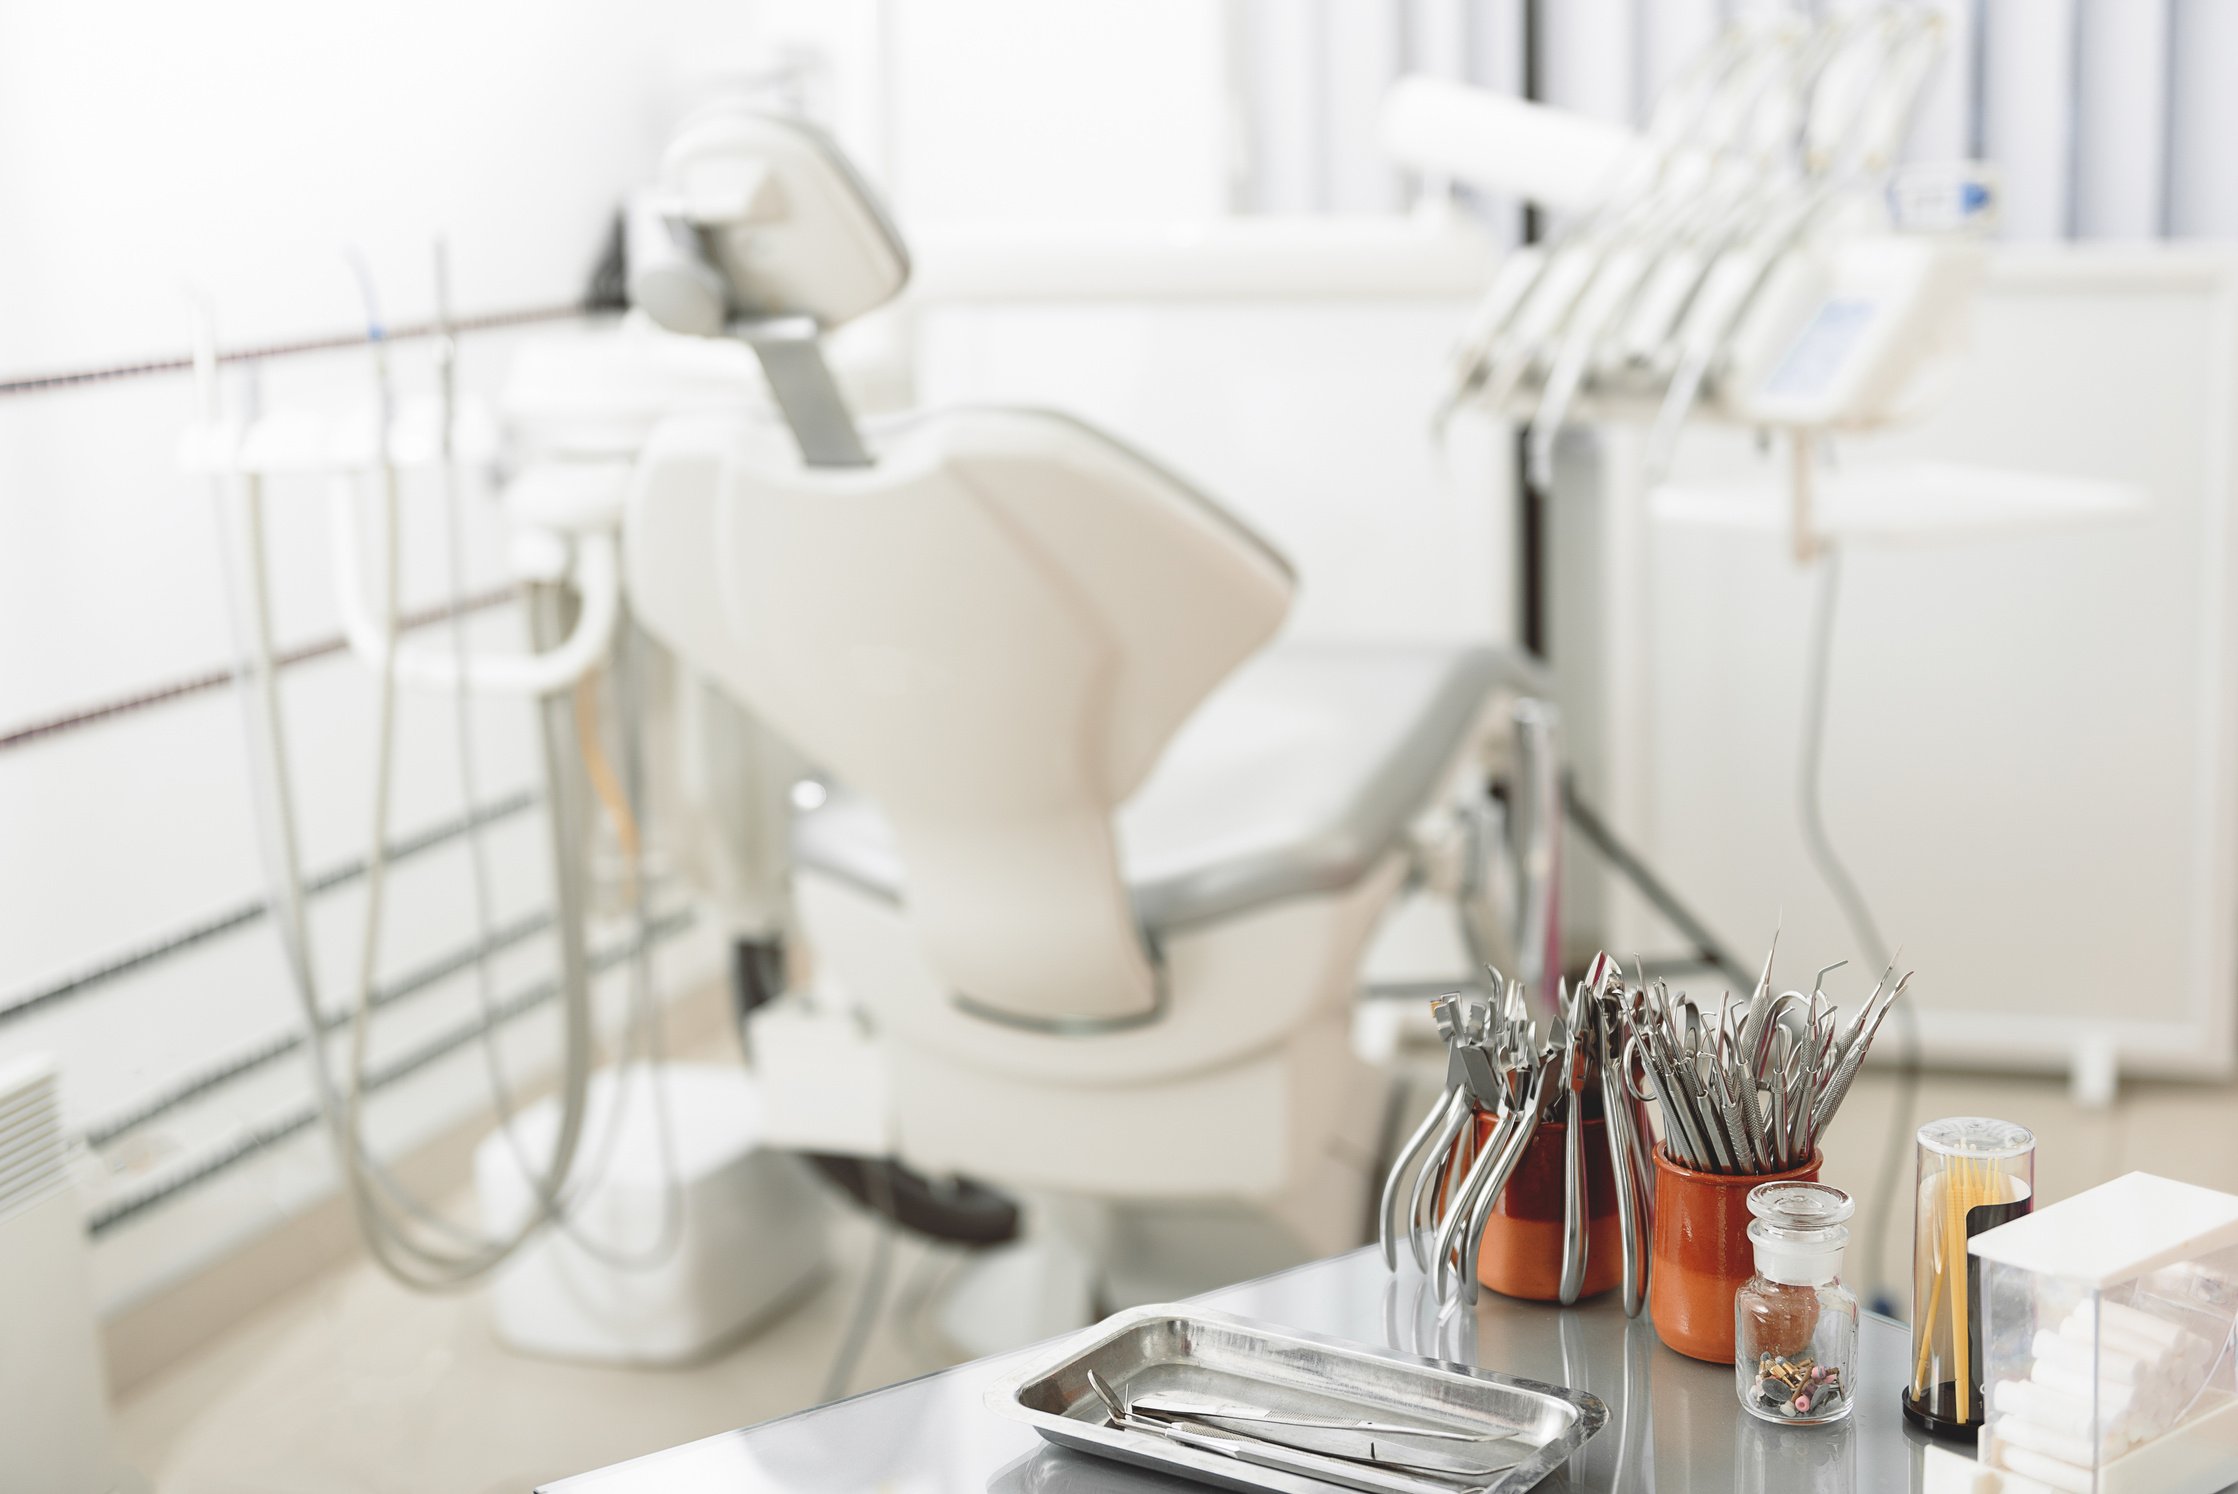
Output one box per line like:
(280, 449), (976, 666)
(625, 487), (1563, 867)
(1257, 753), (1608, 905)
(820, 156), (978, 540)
(537, 1246), (1976, 1493)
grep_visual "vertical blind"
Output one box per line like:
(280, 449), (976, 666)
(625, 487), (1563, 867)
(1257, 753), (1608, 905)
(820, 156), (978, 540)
(1229, 0), (2238, 241)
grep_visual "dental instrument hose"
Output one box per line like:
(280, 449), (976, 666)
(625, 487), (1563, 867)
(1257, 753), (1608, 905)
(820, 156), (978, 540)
(422, 239), (684, 1273)
(1797, 540), (1920, 1316)
(206, 264), (596, 1291)
(202, 339), (486, 1250)
(823, 1156), (899, 1402)
(434, 237), (537, 1202)
(529, 654), (687, 1269)
(226, 452), (578, 1284)
(363, 269), (690, 1278)
(336, 271), (590, 1287)
(320, 255), (687, 1284)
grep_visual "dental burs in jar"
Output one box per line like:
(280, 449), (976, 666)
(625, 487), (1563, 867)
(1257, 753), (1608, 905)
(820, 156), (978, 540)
(1736, 1182), (1859, 1427)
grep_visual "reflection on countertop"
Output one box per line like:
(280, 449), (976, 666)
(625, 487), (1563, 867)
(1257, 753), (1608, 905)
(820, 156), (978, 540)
(545, 1247), (1947, 1493)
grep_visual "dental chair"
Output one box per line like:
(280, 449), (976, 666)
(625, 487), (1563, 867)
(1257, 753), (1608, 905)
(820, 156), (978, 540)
(622, 109), (1560, 1321)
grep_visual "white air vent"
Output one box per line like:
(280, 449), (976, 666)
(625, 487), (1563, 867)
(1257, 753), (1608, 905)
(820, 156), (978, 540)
(0, 1052), (69, 1220)
(0, 1051), (130, 1493)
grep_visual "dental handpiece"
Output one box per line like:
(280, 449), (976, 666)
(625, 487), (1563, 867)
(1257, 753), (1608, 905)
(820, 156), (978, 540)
(1439, 18), (1764, 424)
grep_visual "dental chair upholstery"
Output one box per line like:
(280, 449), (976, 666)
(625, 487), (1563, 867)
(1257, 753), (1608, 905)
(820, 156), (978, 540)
(622, 110), (1551, 1272)
(797, 637), (1529, 939)
(631, 404), (1528, 1222)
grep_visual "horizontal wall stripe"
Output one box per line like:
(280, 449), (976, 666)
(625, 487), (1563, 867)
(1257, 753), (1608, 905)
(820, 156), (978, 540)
(0, 587), (517, 754)
(0, 790), (540, 1029)
(85, 908), (694, 1236)
(0, 304), (595, 399)
(81, 907), (557, 1148)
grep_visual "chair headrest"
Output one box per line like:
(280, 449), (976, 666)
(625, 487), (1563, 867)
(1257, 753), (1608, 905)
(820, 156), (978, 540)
(629, 110), (910, 337)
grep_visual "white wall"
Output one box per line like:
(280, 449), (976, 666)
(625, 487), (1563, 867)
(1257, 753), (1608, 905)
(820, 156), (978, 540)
(910, 281), (1513, 647)
(886, 0), (1233, 224)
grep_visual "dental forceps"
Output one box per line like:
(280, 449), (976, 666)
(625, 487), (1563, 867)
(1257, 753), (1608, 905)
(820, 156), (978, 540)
(1382, 986), (1524, 1271)
(1397, 997), (1485, 1271)
(1556, 973), (1596, 1305)
(1379, 996), (1464, 1270)
(1433, 1027), (1560, 1307)
(1384, 960), (1654, 1319)
(1598, 980), (1651, 1316)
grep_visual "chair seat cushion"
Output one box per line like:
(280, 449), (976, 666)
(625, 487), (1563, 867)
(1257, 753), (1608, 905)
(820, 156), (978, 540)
(792, 641), (1535, 933)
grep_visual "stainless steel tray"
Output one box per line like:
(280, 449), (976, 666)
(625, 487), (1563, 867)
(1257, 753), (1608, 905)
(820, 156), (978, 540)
(985, 1304), (1606, 1494)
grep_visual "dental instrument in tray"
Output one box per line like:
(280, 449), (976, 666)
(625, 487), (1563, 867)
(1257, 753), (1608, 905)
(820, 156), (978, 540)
(1378, 956), (1656, 1317)
(1090, 1372), (1525, 1486)
(988, 1303), (1607, 1494)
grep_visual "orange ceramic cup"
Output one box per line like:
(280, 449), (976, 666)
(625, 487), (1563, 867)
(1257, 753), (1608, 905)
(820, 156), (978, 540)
(1648, 1143), (1821, 1363)
(1471, 1110), (1622, 1302)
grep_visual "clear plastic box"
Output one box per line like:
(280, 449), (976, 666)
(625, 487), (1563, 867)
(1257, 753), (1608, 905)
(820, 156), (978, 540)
(1968, 1172), (2238, 1494)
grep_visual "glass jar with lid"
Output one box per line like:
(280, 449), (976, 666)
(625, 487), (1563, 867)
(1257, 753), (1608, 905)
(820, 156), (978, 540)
(1736, 1181), (1859, 1425)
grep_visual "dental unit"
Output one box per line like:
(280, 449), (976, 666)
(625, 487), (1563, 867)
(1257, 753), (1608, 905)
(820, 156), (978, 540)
(178, 100), (1569, 1342)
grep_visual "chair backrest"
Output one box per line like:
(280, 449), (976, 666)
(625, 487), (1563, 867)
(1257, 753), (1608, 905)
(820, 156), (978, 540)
(627, 406), (1293, 1027)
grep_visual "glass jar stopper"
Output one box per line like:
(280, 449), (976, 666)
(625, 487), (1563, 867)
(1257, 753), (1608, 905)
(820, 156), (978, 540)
(1748, 1182), (1854, 1284)
(1748, 1181), (1856, 1234)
